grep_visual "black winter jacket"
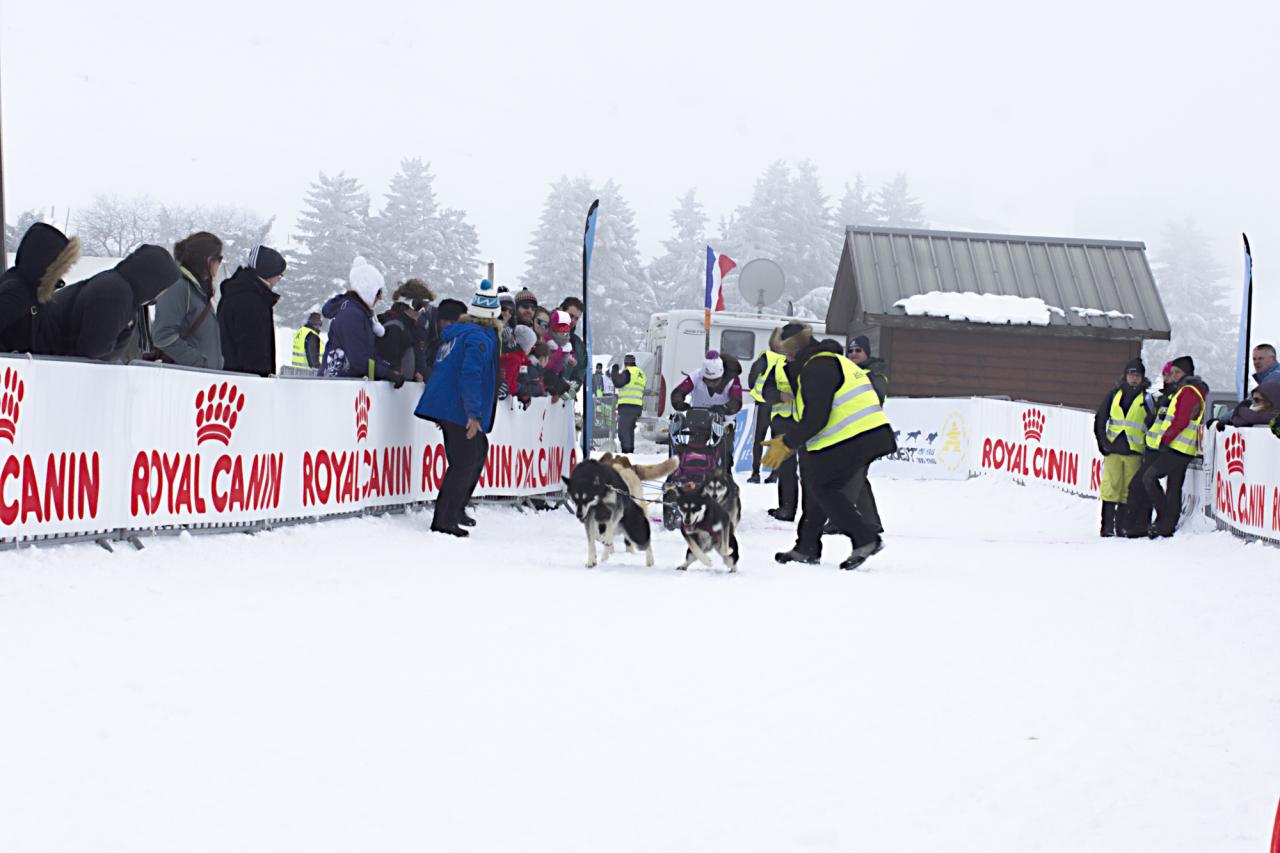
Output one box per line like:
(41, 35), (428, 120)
(218, 267), (280, 377)
(0, 224), (79, 353)
(34, 245), (179, 362)
(377, 302), (427, 379)
(784, 340), (896, 463)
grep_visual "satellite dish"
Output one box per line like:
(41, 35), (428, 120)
(736, 259), (785, 313)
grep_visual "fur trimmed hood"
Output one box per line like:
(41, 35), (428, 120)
(14, 223), (80, 304)
(460, 314), (505, 334)
(769, 322), (813, 358)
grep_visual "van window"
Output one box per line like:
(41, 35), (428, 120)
(719, 329), (756, 362)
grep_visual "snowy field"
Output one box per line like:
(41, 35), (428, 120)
(2, 473), (1278, 852)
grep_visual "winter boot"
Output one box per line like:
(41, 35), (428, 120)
(1100, 502), (1117, 537)
(747, 473), (762, 484)
(840, 537), (885, 571)
(765, 470), (779, 484)
(775, 549), (819, 565)
(768, 508), (795, 522)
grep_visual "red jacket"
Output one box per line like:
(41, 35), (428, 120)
(1161, 380), (1207, 447)
(500, 350), (530, 391)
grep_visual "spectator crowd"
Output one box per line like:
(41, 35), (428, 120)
(0, 221), (591, 395)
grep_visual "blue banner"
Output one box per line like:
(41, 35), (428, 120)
(582, 200), (600, 459)
(1237, 233), (1253, 400)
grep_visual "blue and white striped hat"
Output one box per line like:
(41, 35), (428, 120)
(469, 278), (501, 319)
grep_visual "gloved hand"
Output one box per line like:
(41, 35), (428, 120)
(390, 371), (405, 390)
(708, 404), (728, 415)
(761, 436), (794, 470)
(1211, 419), (1227, 432)
(498, 380), (510, 400)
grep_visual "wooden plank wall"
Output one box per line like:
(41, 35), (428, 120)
(883, 327), (1142, 410)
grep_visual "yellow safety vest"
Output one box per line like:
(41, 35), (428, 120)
(794, 352), (889, 451)
(292, 327), (319, 368)
(617, 367), (646, 408)
(1105, 389), (1149, 453)
(749, 352), (795, 418)
(1146, 384), (1205, 457)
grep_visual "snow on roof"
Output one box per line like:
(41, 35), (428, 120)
(1070, 306), (1135, 320)
(892, 291), (1067, 327)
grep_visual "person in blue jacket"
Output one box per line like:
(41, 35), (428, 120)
(318, 257), (402, 385)
(415, 278), (503, 537)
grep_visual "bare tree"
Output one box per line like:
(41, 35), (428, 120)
(74, 194), (274, 262)
(75, 194), (160, 257)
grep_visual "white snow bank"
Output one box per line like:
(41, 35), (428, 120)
(893, 291), (1066, 326)
(1070, 306), (1135, 320)
(2, 478), (1277, 852)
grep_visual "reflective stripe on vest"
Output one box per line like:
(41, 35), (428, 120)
(617, 367), (646, 407)
(292, 327), (319, 367)
(1105, 389), (1149, 452)
(794, 352), (889, 451)
(750, 352), (787, 404)
(1147, 385), (1205, 457)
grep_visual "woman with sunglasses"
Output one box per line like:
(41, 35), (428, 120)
(152, 231), (224, 368)
(533, 306), (553, 340)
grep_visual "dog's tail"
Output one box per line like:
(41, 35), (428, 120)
(632, 457), (678, 481)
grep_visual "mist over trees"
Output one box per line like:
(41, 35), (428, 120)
(1143, 219), (1239, 392)
(522, 176), (653, 356)
(283, 162), (481, 324)
(6, 164), (925, 352)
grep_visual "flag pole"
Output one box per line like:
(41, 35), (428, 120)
(704, 246), (714, 352)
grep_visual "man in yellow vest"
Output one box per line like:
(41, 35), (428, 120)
(609, 354), (646, 454)
(291, 312), (322, 370)
(1140, 355), (1209, 538)
(1092, 358), (1154, 537)
(1120, 361), (1174, 537)
(747, 343), (800, 518)
(745, 350), (778, 484)
(762, 323), (896, 570)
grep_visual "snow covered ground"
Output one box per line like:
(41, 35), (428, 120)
(2, 474), (1278, 852)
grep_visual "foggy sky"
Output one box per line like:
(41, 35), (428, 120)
(2, 0), (1275, 349)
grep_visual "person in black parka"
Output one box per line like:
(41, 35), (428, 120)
(0, 223), (81, 353)
(218, 245), (286, 377)
(377, 278), (434, 382)
(33, 245), (180, 361)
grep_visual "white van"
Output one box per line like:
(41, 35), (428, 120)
(634, 309), (843, 422)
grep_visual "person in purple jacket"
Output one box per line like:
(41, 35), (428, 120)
(318, 257), (403, 386)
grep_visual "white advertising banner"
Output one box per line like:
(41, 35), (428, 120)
(1208, 426), (1280, 543)
(0, 356), (577, 542)
(874, 398), (972, 480)
(968, 398), (1103, 498)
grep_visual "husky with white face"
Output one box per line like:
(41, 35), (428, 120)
(563, 460), (654, 569)
(675, 486), (739, 572)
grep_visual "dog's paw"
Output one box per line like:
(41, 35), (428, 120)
(675, 564), (688, 571)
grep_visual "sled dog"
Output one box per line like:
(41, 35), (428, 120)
(564, 460), (654, 569)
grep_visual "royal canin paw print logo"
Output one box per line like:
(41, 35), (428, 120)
(355, 389), (371, 443)
(0, 367), (25, 443)
(1021, 408), (1046, 442)
(1090, 458), (1102, 492)
(1223, 431), (1246, 476)
(195, 382), (245, 445)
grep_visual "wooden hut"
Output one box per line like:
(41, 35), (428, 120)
(824, 226), (1172, 409)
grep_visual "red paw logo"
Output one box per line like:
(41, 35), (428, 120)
(1224, 431), (1245, 476)
(355, 389), (371, 442)
(1022, 408), (1046, 442)
(1090, 457), (1102, 492)
(195, 382), (245, 445)
(0, 366), (25, 443)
